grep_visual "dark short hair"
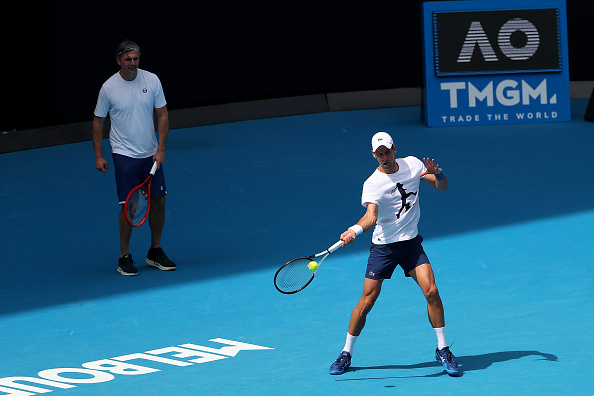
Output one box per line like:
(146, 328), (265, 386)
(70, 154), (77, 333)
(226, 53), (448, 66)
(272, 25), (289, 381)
(116, 40), (141, 59)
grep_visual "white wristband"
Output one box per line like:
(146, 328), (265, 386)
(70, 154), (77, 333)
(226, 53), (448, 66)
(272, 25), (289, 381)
(348, 224), (363, 236)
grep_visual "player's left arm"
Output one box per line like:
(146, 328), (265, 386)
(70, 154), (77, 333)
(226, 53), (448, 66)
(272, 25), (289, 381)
(153, 105), (169, 168)
(420, 157), (448, 191)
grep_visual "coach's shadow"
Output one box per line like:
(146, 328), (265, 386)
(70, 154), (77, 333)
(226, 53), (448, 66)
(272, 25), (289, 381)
(341, 350), (558, 379)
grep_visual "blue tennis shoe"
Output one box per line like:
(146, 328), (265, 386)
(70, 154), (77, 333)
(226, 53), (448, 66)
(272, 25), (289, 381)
(329, 351), (351, 375)
(435, 346), (460, 376)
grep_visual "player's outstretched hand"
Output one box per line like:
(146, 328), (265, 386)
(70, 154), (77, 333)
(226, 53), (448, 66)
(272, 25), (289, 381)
(421, 158), (441, 176)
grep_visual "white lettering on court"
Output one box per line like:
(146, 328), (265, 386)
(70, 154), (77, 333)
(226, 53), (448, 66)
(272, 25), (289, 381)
(0, 338), (273, 395)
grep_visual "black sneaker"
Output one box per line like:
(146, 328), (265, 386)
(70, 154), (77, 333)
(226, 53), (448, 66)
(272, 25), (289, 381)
(146, 247), (176, 271)
(118, 254), (138, 276)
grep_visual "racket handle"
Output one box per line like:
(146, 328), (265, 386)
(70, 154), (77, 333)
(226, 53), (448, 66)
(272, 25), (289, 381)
(328, 240), (343, 253)
(150, 161), (158, 176)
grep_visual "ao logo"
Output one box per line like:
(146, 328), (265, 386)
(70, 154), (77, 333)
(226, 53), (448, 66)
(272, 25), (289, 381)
(457, 18), (540, 63)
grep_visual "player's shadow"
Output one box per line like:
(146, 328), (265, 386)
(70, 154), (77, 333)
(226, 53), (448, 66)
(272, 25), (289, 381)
(338, 350), (558, 380)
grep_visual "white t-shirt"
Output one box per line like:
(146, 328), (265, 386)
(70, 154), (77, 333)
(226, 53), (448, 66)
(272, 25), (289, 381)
(361, 156), (427, 244)
(94, 69), (167, 158)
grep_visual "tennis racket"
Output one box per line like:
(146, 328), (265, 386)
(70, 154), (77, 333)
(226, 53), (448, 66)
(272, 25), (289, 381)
(274, 240), (343, 294)
(124, 161), (158, 227)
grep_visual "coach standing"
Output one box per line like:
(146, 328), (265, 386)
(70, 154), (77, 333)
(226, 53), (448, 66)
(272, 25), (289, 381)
(92, 39), (176, 276)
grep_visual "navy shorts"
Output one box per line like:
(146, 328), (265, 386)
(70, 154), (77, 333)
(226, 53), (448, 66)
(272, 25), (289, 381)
(366, 235), (429, 280)
(112, 154), (167, 204)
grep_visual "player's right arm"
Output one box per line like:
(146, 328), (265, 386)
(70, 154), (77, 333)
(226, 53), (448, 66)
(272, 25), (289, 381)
(340, 203), (378, 246)
(93, 116), (108, 172)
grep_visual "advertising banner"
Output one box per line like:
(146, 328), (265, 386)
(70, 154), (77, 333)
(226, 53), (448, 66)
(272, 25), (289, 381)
(421, 0), (570, 127)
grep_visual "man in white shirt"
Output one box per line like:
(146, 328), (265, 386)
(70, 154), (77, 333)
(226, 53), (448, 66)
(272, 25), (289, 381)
(92, 40), (176, 276)
(329, 132), (459, 376)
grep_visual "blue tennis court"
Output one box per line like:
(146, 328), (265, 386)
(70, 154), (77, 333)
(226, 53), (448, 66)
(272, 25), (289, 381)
(1, 101), (592, 395)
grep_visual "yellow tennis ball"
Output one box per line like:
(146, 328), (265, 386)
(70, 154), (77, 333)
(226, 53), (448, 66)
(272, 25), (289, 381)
(308, 261), (318, 271)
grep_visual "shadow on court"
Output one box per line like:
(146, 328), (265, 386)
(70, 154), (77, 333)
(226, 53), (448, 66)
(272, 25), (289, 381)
(2, 102), (594, 317)
(339, 350), (559, 380)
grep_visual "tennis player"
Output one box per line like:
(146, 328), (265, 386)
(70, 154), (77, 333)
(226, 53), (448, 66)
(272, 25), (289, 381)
(92, 39), (176, 276)
(328, 132), (459, 376)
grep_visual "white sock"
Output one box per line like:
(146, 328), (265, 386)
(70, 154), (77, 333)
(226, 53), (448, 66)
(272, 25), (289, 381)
(342, 333), (358, 354)
(434, 327), (447, 350)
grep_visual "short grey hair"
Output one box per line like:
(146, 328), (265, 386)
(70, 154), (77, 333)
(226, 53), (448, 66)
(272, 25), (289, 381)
(116, 39), (141, 59)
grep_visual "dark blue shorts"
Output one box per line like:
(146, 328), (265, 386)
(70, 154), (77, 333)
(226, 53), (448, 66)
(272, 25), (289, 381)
(112, 154), (167, 204)
(366, 235), (429, 280)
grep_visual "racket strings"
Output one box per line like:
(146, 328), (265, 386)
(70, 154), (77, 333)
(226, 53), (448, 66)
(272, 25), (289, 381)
(126, 187), (149, 226)
(275, 258), (316, 293)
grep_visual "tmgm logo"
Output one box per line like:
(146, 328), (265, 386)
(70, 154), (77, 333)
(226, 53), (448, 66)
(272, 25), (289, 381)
(440, 78), (556, 109)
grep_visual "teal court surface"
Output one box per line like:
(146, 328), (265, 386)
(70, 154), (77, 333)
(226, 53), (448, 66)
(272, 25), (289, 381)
(1, 101), (593, 395)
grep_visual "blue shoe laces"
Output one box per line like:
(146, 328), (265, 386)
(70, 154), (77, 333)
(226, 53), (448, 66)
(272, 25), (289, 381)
(439, 346), (456, 363)
(333, 352), (350, 366)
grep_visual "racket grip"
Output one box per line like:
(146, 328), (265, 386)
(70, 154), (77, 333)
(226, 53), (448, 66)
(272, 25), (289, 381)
(150, 161), (158, 175)
(328, 240), (343, 253)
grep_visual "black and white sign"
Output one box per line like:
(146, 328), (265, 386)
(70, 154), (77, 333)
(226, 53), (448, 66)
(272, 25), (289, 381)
(433, 8), (561, 76)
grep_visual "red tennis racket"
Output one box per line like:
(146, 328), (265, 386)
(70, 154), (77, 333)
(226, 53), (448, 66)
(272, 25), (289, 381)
(124, 161), (158, 227)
